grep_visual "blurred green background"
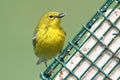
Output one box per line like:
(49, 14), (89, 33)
(0, 0), (105, 80)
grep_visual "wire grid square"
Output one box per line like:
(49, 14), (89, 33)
(40, 0), (120, 80)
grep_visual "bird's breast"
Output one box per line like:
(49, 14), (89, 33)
(35, 28), (65, 58)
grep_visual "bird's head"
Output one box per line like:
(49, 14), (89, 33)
(39, 12), (66, 27)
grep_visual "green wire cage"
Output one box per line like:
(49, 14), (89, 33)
(40, 0), (120, 80)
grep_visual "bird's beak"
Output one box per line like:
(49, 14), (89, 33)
(57, 13), (66, 18)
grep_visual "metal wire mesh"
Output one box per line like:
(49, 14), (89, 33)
(40, 0), (120, 80)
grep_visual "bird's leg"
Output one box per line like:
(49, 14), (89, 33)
(45, 70), (54, 78)
(44, 59), (48, 67)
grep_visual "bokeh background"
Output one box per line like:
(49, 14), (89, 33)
(0, 0), (105, 80)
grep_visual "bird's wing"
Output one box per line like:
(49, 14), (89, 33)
(32, 24), (39, 47)
(32, 35), (36, 47)
(32, 24), (50, 47)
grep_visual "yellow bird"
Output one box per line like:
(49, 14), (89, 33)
(32, 11), (66, 66)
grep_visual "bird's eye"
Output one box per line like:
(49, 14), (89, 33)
(49, 16), (54, 19)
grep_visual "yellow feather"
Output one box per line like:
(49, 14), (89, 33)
(32, 11), (66, 66)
